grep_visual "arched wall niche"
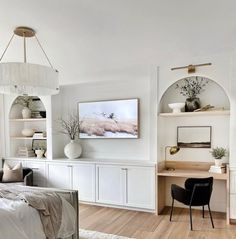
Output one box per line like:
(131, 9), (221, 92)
(158, 76), (230, 114)
(9, 96), (46, 119)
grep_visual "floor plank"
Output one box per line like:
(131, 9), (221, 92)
(79, 204), (236, 239)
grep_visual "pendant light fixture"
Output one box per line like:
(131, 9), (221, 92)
(0, 26), (59, 95)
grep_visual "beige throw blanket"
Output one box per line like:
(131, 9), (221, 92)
(0, 185), (62, 239)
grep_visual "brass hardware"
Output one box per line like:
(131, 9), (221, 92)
(165, 146), (180, 171)
(171, 63), (212, 74)
(14, 26), (35, 38)
(0, 26), (56, 70)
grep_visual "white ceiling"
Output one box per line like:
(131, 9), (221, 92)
(0, 0), (236, 85)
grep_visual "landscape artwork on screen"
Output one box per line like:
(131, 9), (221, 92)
(78, 99), (139, 138)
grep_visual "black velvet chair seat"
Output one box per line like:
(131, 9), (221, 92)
(170, 177), (214, 230)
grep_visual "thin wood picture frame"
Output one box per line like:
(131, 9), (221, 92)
(177, 126), (212, 148)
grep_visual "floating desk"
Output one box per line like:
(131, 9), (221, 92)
(157, 161), (230, 224)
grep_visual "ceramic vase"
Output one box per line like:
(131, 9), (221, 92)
(214, 159), (223, 167)
(185, 97), (201, 112)
(35, 149), (45, 158)
(22, 107), (31, 119)
(64, 140), (82, 159)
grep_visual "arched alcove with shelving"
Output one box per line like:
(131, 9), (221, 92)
(158, 76), (230, 163)
(9, 96), (47, 158)
(159, 76), (230, 115)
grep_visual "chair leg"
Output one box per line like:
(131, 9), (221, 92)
(189, 206), (193, 230)
(208, 204), (214, 228)
(170, 198), (174, 221)
(202, 205), (204, 218)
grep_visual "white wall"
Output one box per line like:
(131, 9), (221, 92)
(52, 74), (158, 161)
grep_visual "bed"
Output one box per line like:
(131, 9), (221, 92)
(0, 185), (79, 239)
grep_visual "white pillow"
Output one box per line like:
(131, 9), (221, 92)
(2, 162), (23, 182)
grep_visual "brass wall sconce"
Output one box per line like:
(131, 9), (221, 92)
(165, 146), (180, 171)
(171, 63), (212, 74)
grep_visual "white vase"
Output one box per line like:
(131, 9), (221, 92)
(64, 140), (82, 159)
(35, 149), (45, 158)
(22, 107), (31, 119)
(215, 159), (223, 167)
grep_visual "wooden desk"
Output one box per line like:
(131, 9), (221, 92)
(157, 161), (230, 224)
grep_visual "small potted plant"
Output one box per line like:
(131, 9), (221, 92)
(210, 147), (227, 166)
(175, 76), (209, 112)
(13, 96), (34, 119)
(59, 115), (82, 159)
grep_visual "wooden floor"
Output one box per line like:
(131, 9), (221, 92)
(79, 204), (236, 239)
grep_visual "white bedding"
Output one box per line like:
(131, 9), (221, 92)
(0, 196), (76, 239)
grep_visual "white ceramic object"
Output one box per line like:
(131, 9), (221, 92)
(35, 149), (45, 158)
(168, 103), (185, 113)
(64, 140), (82, 159)
(22, 107), (31, 119)
(21, 128), (35, 137)
(215, 159), (223, 167)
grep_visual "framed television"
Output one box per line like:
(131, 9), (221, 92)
(78, 98), (139, 139)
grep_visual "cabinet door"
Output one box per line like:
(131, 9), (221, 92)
(125, 166), (155, 209)
(25, 161), (46, 187)
(230, 171), (236, 193)
(230, 195), (236, 219)
(96, 165), (123, 205)
(72, 164), (95, 202)
(47, 163), (72, 190)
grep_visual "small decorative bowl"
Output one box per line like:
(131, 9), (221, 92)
(22, 128), (35, 137)
(168, 103), (185, 113)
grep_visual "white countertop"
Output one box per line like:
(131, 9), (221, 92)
(3, 157), (156, 167)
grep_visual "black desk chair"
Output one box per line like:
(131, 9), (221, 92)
(170, 177), (214, 230)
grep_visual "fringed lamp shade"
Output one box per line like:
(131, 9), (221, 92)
(0, 63), (59, 95)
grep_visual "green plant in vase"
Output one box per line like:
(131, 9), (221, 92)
(210, 147), (227, 167)
(175, 76), (209, 112)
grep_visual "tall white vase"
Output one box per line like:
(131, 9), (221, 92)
(64, 140), (82, 159)
(22, 107), (31, 119)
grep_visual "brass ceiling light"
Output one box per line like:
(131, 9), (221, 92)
(0, 26), (59, 95)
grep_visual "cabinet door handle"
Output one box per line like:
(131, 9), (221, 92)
(31, 168), (39, 170)
(121, 168), (128, 170)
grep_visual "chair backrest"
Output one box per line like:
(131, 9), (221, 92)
(185, 177), (213, 206)
(23, 168), (33, 178)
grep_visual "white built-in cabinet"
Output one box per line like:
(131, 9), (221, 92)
(3, 158), (156, 212)
(47, 163), (72, 189)
(72, 164), (96, 202)
(96, 164), (155, 209)
(230, 170), (236, 219)
(96, 165), (124, 205)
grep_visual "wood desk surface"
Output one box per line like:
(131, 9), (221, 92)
(157, 169), (228, 180)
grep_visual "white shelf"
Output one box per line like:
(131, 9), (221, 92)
(10, 136), (47, 140)
(159, 110), (230, 117)
(10, 118), (46, 122)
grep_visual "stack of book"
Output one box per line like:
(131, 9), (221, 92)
(33, 131), (46, 139)
(18, 146), (35, 157)
(209, 165), (226, 174)
(31, 111), (42, 118)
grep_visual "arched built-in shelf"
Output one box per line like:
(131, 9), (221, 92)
(9, 96), (47, 158)
(159, 76), (230, 114)
(159, 110), (230, 117)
